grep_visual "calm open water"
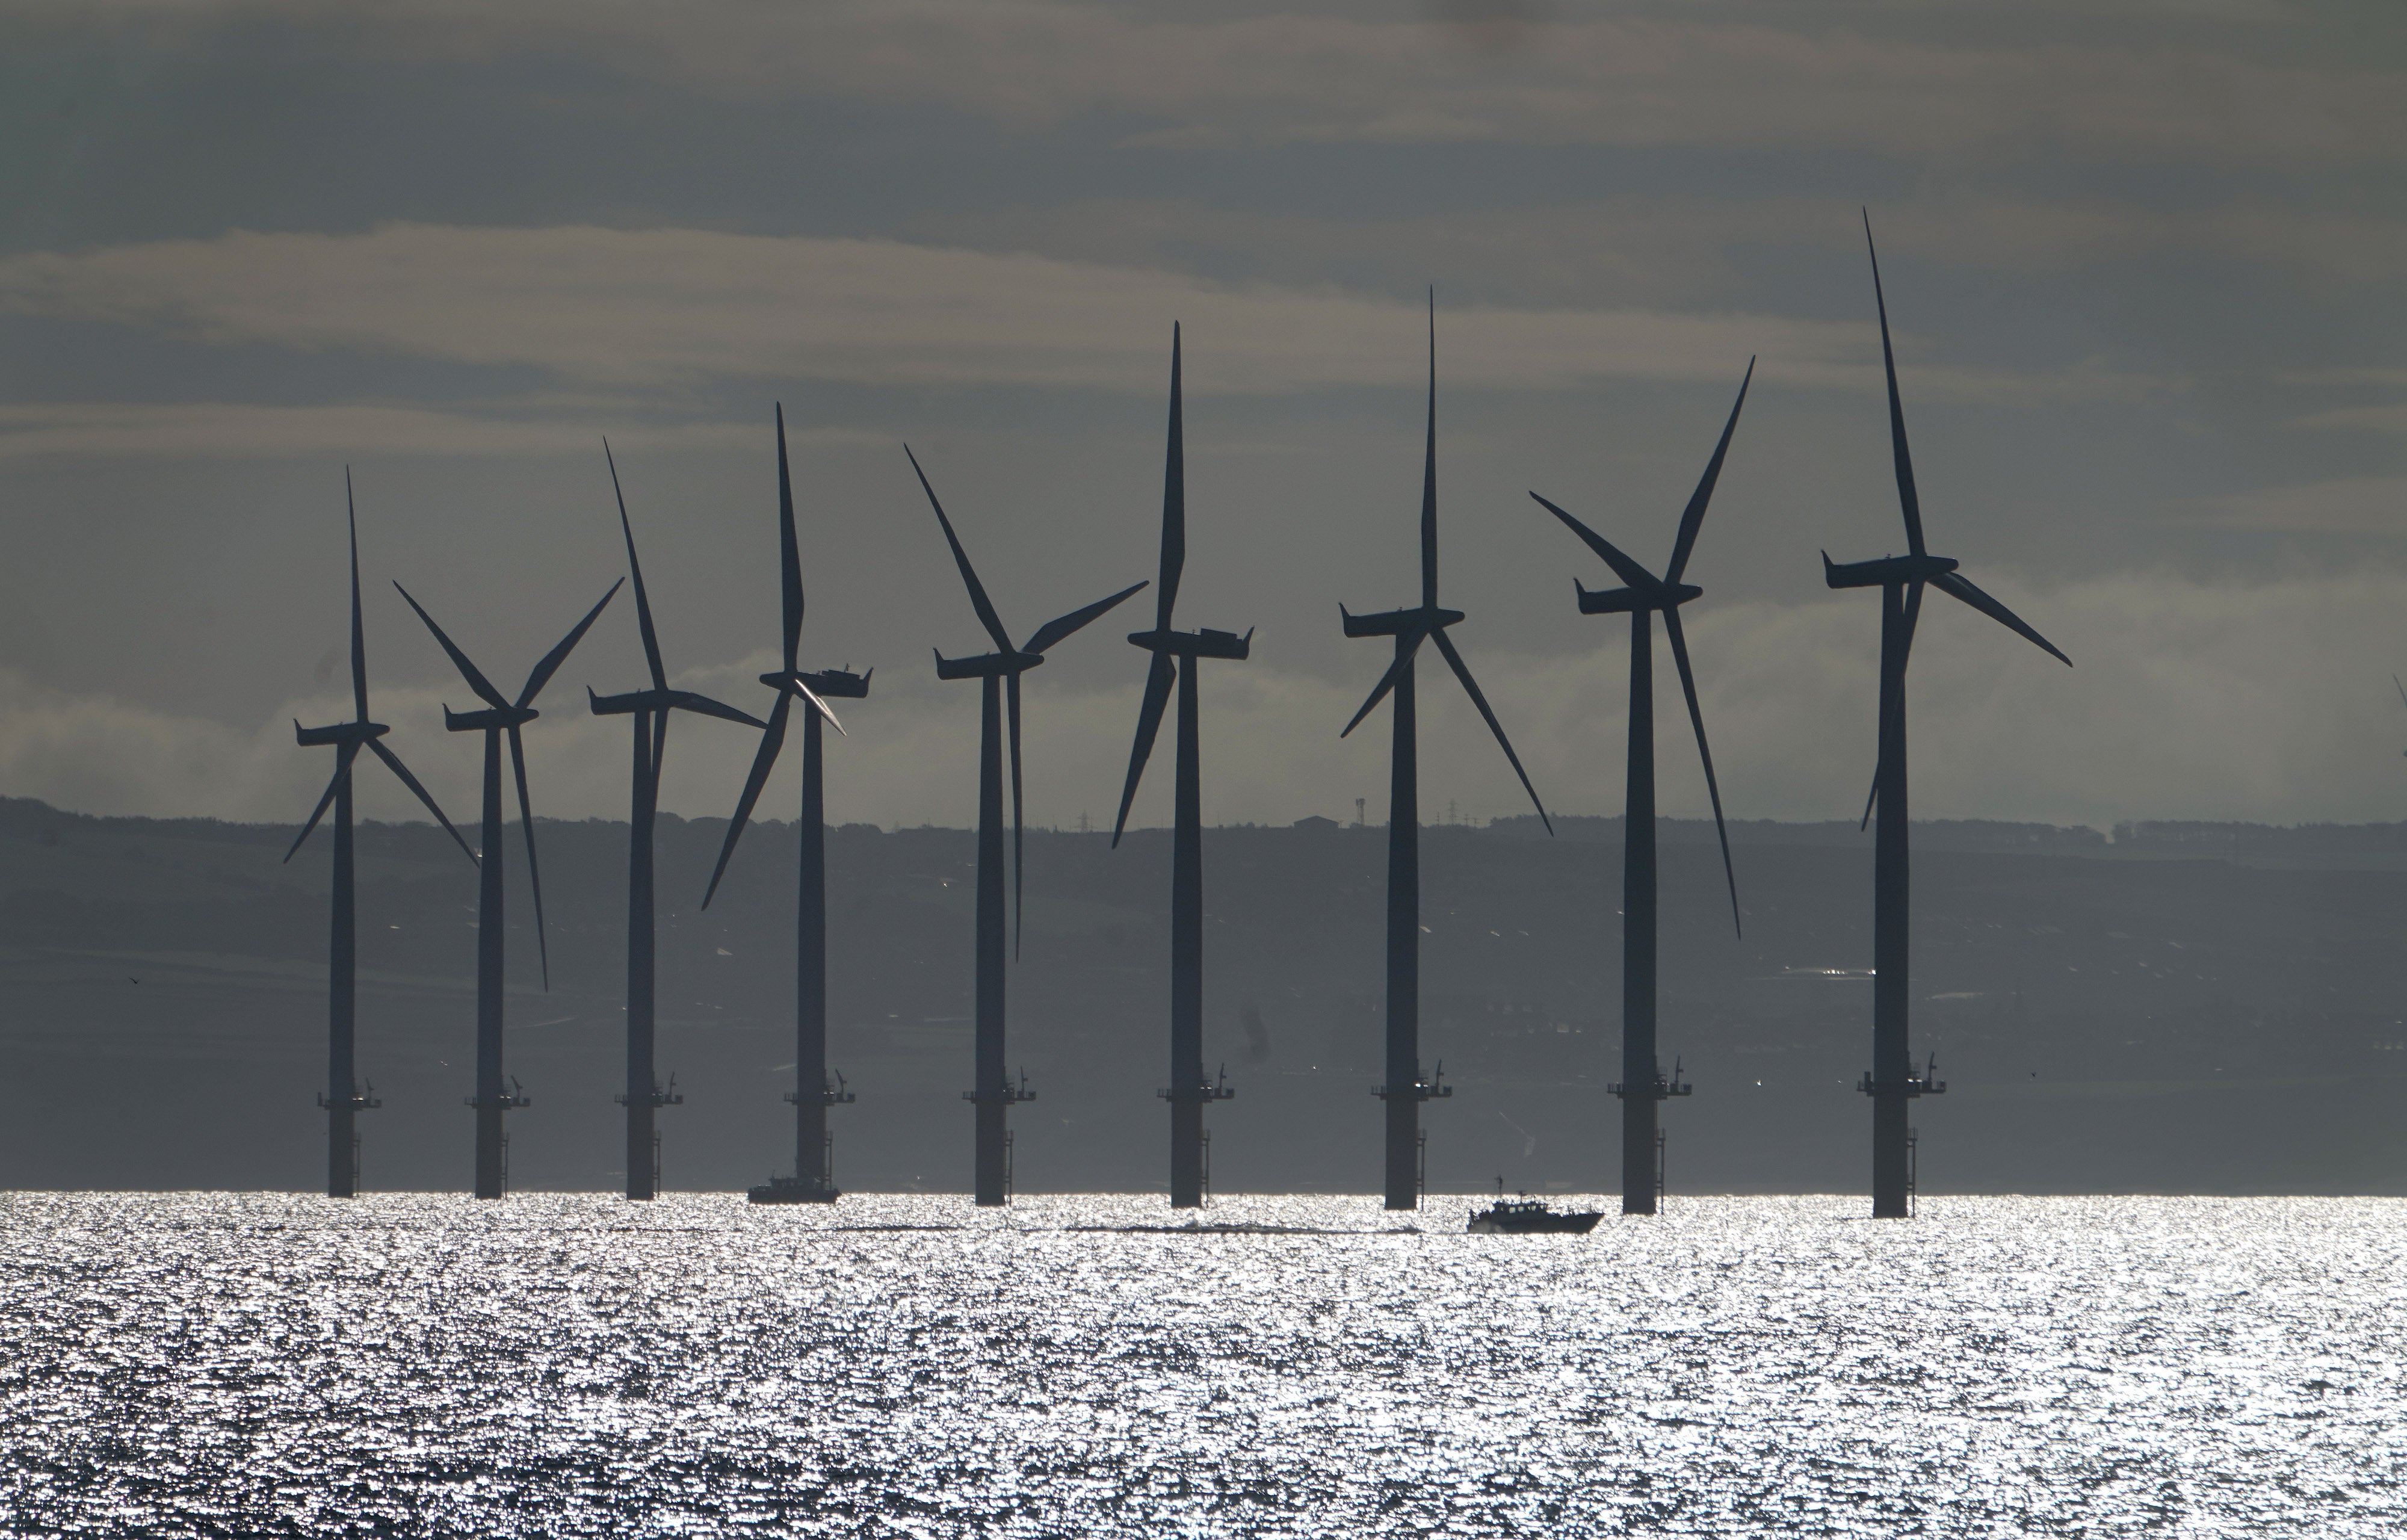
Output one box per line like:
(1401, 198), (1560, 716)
(1, 1193), (2400, 1536)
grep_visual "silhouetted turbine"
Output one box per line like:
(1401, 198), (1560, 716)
(1530, 357), (1751, 1216)
(587, 443), (767, 1201)
(1340, 295), (1551, 1212)
(1109, 324), (1252, 1210)
(1825, 213), (2071, 1219)
(285, 472), (476, 1199)
(700, 404), (870, 1201)
(906, 445), (1145, 1206)
(395, 575), (620, 1199)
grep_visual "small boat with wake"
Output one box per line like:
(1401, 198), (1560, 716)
(748, 1175), (840, 1205)
(1467, 1179), (1603, 1235)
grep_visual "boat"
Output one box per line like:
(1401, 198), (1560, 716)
(1466, 1180), (1602, 1234)
(747, 1175), (840, 1205)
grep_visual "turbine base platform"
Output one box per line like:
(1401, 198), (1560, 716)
(1610, 1073), (1695, 1101)
(1857, 1072), (1946, 1097)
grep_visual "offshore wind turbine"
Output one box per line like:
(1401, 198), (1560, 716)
(1528, 359), (1752, 1216)
(587, 445), (766, 1201)
(285, 475), (477, 1199)
(905, 445), (1145, 1206)
(394, 577), (621, 1199)
(1108, 325), (1252, 1210)
(700, 405), (870, 1203)
(1826, 214), (2070, 1217)
(1340, 297), (1551, 1212)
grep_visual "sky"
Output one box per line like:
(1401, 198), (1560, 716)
(1, 0), (2404, 835)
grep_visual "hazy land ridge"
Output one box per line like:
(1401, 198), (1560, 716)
(1, 797), (2401, 1197)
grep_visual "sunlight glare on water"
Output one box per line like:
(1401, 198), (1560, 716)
(2, 1193), (2402, 1535)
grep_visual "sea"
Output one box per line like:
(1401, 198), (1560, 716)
(1, 1193), (2400, 1536)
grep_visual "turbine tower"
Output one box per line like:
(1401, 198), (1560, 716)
(905, 445), (1145, 1206)
(285, 474), (477, 1199)
(394, 576), (621, 1199)
(1825, 214), (2070, 1217)
(1108, 325), (1252, 1210)
(701, 404), (870, 1203)
(1339, 297), (1551, 1211)
(1529, 359), (1752, 1216)
(587, 445), (766, 1201)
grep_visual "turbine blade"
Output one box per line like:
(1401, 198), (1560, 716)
(1664, 357), (1754, 584)
(1527, 492), (1662, 593)
(2395, 674), (2407, 714)
(605, 440), (669, 692)
(792, 676), (845, 736)
(777, 403), (805, 675)
(392, 582), (508, 710)
(1421, 288), (1438, 610)
(667, 690), (769, 729)
(347, 471), (369, 722)
(1008, 669), (1025, 961)
(366, 736), (477, 864)
(1111, 652), (1175, 847)
(1862, 580), (1924, 830)
(1024, 580), (1148, 657)
(1662, 607), (1741, 938)
(1926, 565), (2060, 664)
(1340, 626), (1429, 739)
(702, 690), (793, 910)
(1864, 210), (1926, 558)
(1430, 628), (1550, 834)
(1932, 571), (2071, 667)
(508, 723), (551, 991)
(1156, 323), (1185, 632)
(518, 579), (623, 708)
(283, 741), (360, 862)
(904, 445), (1016, 657)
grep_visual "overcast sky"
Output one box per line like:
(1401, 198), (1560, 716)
(2, 0), (2403, 835)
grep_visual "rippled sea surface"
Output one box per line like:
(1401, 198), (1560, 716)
(4, 1193), (2403, 1536)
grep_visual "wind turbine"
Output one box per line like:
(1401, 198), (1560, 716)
(1108, 325), (1252, 1210)
(905, 445), (1145, 1206)
(700, 404), (869, 1204)
(1825, 213), (2070, 1217)
(1528, 359), (1752, 1217)
(285, 474), (477, 1199)
(1339, 296), (1551, 1212)
(587, 444), (767, 1201)
(394, 576), (621, 1199)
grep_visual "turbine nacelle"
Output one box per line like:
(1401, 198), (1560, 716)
(780, 666), (873, 700)
(294, 719), (388, 749)
(1126, 626), (1253, 661)
(1822, 551), (1960, 590)
(933, 648), (1038, 681)
(587, 685), (767, 728)
(1340, 602), (1461, 639)
(443, 704), (539, 733)
(1575, 578), (1704, 616)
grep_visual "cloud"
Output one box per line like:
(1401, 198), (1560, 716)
(2166, 477), (2407, 534)
(13, 569), (2407, 832)
(904, 194), (2407, 320)
(2287, 403), (2407, 434)
(0, 224), (2164, 404)
(29, 1), (2407, 167)
(0, 402), (804, 460)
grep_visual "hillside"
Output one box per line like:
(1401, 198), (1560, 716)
(1, 797), (2402, 1196)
